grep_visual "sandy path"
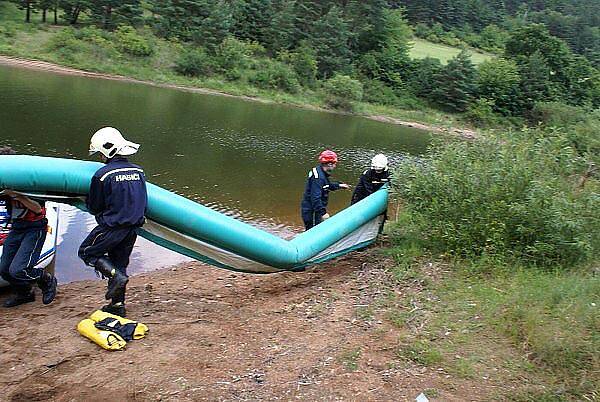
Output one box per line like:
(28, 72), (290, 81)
(0, 249), (495, 401)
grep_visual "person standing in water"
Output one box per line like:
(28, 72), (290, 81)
(78, 127), (147, 317)
(301, 150), (350, 230)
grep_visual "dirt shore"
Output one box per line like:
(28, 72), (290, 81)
(0, 55), (478, 140)
(0, 248), (499, 401)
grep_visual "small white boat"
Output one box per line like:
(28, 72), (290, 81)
(0, 202), (59, 287)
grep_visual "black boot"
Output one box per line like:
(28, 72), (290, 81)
(38, 271), (58, 305)
(4, 291), (35, 308)
(94, 257), (129, 300)
(102, 302), (126, 317)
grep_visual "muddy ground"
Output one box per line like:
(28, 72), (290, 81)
(1, 249), (500, 401)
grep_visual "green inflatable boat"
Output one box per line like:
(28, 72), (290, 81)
(0, 156), (387, 273)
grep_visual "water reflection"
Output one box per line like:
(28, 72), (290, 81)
(0, 65), (432, 283)
(54, 204), (190, 284)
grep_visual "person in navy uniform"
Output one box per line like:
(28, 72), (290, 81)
(0, 146), (58, 307)
(351, 154), (391, 205)
(301, 150), (350, 230)
(78, 127), (147, 317)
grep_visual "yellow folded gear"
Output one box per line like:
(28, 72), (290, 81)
(89, 310), (149, 340)
(77, 318), (127, 351)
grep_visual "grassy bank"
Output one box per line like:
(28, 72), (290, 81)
(372, 240), (599, 401)
(409, 38), (493, 65)
(0, 2), (474, 133)
(379, 114), (599, 400)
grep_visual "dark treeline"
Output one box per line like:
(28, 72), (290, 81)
(6, 0), (600, 122)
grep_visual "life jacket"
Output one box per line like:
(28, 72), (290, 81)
(0, 196), (8, 245)
(10, 198), (46, 222)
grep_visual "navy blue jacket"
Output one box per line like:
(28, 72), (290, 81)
(87, 157), (147, 228)
(301, 165), (341, 215)
(351, 169), (391, 205)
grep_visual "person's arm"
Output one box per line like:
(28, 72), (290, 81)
(351, 174), (368, 204)
(329, 182), (350, 191)
(309, 178), (326, 216)
(3, 190), (42, 214)
(86, 176), (105, 215)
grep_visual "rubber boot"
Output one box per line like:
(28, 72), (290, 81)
(94, 257), (128, 300)
(38, 271), (58, 305)
(102, 302), (126, 317)
(4, 291), (35, 308)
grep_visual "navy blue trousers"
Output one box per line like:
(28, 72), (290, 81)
(301, 210), (323, 231)
(78, 225), (138, 304)
(0, 228), (47, 294)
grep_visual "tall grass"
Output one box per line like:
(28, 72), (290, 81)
(393, 129), (599, 267)
(438, 264), (600, 399)
(389, 112), (599, 399)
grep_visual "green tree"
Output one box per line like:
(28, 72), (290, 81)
(37, 0), (53, 22)
(531, 10), (577, 45)
(505, 24), (573, 85)
(407, 57), (443, 100)
(310, 5), (353, 78)
(516, 51), (556, 112)
(477, 58), (521, 115)
(114, 25), (153, 56)
(478, 24), (509, 52)
(150, 0), (233, 50)
(322, 74), (363, 111)
(89, 0), (143, 30)
(357, 9), (411, 89)
(231, 0), (274, 47)
(278, 41), (318, 87)
(432, 50), (478, 112)
(11, 0), (37, 23)
(37, 0), (61, 24)
(573, 25), (600, 68)
(60, 0), (91, 25)
(563, 56), (600, 107)
(292, 0), (333, 43)
(346, 0), (389, 53)
(175, 48), (218, 77)
(231, 0), (296, 53)
(268, 0), (296, 52)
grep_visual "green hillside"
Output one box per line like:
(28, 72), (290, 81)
(409, 38), (493, 65)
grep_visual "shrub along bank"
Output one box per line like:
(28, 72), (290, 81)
(387, 108), (599, 399)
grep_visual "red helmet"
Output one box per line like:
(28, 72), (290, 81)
(318, 150), (338, 164)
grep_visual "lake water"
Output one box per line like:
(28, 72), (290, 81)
(0, 64), (432, 282)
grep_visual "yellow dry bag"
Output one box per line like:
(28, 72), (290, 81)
(89, 310), (149, 340)
(77, 318), (127, 351)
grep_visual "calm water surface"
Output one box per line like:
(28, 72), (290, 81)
(0, 65), (432, 282)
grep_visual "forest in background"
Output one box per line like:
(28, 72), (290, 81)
(1, 3), (598, 399)
(2, 0), (599, 127)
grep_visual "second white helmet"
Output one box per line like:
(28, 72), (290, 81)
(89, 127), (139, 159)
(371, 153), (388, 171)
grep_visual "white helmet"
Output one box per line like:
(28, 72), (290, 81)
(371, 154), (388, 171)
(89, 127), (139, 158)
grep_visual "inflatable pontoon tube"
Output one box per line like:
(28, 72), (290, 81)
(0, 156), (387, 273)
